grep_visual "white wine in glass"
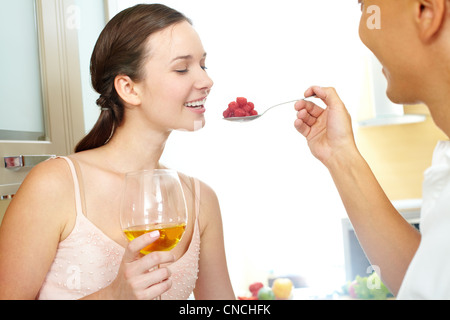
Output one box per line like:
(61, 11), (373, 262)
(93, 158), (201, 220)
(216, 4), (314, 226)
(120, 169), (188, 255)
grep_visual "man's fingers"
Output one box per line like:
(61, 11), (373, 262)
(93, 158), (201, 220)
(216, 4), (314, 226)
(307, 86), (344, 111)
(294, 118), (311, 137)
(296, 98), (324, 116)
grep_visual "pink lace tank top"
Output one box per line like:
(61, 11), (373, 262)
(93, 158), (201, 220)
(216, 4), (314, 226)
(37, 157), (200, 300)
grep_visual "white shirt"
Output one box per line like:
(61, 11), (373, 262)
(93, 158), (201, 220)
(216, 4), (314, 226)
(397, 140), (450, 299)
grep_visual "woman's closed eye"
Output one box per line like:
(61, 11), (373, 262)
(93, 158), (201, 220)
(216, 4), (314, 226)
(175, 65), (208, 74)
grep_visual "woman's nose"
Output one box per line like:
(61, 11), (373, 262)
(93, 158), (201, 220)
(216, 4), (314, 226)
(195, 68), (214, 92)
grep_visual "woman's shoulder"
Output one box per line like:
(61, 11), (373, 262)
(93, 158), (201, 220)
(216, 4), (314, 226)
(13, 157), (76, 218)
(3, 156), (76, 241)
(21, 156), (74, 191)
(178, 173), (220, 218)
(175, 171), (218, 203)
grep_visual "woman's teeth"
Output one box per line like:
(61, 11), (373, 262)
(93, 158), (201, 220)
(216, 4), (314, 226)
(185, 98), (206, 108)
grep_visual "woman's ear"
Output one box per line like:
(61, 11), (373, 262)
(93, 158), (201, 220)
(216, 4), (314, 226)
(416, 0), (446, 42)
(114, 75), (141, 107)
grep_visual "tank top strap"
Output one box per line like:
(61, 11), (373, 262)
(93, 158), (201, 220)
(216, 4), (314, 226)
(56, 156), (83, 216)
(193, 178), (200, 219)
(191, 177), (201, 233)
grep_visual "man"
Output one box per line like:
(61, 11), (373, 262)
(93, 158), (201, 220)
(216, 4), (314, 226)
(294, 0), (450, 299)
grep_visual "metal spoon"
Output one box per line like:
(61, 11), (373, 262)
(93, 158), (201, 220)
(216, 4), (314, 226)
(223, 95), (316, 123)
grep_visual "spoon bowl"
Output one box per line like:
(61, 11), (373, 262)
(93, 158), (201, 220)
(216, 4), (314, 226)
(223, 96), (316, 123)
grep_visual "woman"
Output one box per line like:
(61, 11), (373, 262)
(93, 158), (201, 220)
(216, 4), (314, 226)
(0, 4), (235, 300)
(294, 0), (450, 298)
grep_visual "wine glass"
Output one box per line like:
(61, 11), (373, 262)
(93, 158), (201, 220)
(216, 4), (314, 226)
(120, 169), (188, 299)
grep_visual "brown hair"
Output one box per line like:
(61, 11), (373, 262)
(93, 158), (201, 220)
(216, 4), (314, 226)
(75, 4), (191, 152)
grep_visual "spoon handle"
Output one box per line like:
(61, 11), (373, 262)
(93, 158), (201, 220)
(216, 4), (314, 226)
(262, 95), (316, 115)
(262, 100), (299, 115)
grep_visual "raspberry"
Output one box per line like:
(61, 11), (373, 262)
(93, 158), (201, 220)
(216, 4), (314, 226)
(236, 97), (247, 107)
(243, 104), (253, 112)
(234, 108), (246, 117)
(249, 282), (264, 297)
(224, 97), (258, 119)
(228, 101), (239, 111)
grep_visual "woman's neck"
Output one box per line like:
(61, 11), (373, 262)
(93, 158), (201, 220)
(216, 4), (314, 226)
(98, 123), (171, 174)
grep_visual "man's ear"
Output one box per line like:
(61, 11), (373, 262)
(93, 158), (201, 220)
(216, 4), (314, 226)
(416, 0), (446, 42)
(114, 75), (141, 107)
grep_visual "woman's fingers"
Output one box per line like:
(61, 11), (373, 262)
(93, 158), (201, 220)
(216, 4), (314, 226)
(140, 277), (172, 300)
(122, 230), (160, 263)
(111, 231), (177, 299)
(135, 251), (175, 275)
(126, 265), (173, 300)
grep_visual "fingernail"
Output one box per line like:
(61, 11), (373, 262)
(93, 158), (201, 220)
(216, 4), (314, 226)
(149, 230), (160, 238)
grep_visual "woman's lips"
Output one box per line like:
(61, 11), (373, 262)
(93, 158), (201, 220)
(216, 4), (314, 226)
(184, 97), (207, 114)
(184, 97), (207, 107)
(187, 106), (205, 114)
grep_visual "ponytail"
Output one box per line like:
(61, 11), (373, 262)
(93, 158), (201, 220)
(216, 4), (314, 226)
(74, 91), (124, 153)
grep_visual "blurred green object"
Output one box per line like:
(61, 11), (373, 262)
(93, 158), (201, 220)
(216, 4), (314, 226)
(341, 272), (394, 300)
(257, 287), (276, 300)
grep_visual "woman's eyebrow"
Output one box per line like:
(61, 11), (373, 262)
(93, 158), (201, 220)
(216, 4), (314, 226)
(171, 52), (207, 62)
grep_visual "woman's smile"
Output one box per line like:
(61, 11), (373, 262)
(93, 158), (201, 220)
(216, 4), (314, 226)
(184, 96), (207, 113)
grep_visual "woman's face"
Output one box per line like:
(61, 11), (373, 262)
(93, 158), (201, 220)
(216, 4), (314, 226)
(135, 21), (213, 132)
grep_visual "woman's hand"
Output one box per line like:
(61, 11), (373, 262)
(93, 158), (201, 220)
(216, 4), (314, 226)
(294, 86), (357, 167)
(108, 231), (175, 300)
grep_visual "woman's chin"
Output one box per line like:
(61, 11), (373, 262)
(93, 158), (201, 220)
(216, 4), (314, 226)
(174, 119), (205, 132)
